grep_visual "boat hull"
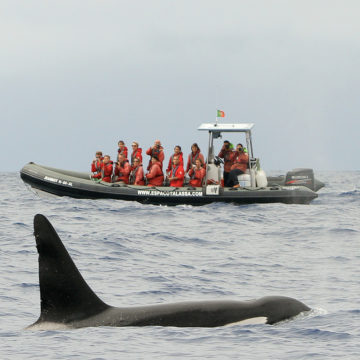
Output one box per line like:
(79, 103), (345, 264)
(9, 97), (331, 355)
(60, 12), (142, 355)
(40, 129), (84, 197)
(20, 163), (318, 206)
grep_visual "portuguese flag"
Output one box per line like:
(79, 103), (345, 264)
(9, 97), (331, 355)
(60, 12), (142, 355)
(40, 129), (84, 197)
(217, 110), (225, 117)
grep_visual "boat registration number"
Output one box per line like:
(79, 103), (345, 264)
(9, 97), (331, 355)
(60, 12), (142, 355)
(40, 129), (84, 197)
(206, 185), (220, 195)
(44, 176), (73, 187)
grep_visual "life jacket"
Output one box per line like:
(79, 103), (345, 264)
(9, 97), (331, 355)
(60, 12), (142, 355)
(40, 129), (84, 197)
(146, 146), (164, 170)
(129, 165), (145, 185)
(189, 167), (206, 187)
(146, 162), (164, 186)
(171, 165), (179, 178)
(101, 161), (113, 182)
(91, 158), (103, 178)
(167, 152), (184, 173)
(230, 152), (249, 173)
(186, 151), (205, 172)
(218, 149), (234, 172)
(131, 148), (142, 166)
(115, 160), (131, 183)
(117, 146), (128, 159)
(94, 159), (102, 172)
(169, 165), (184, 187)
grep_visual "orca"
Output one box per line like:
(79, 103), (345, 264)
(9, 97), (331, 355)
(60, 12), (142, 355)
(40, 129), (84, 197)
(28, 214), (310, 329)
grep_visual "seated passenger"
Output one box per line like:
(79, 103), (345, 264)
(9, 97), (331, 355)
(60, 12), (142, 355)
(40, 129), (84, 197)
(166, 145), (184, 173)
(130, 141), (142, 166)
(114, 153), (131, 184)
(188, 158), (206, 187)
(91, 151), (103, 179)
(218, 140), (234, 186)
(129, 158), (145, 185)
(117, 140), (128, 159)
(145, 155), (164, 186)
(186, 143), (205, 173)
(101, 155), (113, 183)
(228, 143), (249, 188)
(146, 140), (164, 171)
(168, 155), (185, 187)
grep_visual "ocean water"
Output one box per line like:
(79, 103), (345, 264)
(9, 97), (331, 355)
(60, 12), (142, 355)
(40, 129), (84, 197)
(0, 171), (359, 359)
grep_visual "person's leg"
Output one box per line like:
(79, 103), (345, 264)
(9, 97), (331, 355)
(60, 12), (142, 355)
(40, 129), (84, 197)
(229, 169), (244, 187)
(223, 171), (230, 187)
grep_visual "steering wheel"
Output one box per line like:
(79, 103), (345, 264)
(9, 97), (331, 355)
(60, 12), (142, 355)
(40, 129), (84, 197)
(214, 156), (224, 166)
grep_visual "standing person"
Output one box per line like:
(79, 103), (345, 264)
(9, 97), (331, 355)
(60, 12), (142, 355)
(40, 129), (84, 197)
(146, 140), (164, 171)
(114, 153), (131, 184)
(188, 158), (206, 187)
(129, 158), (145, 185)
(91, 151), (103, 180)
(101, 155), (113, 183)
(145, 155), (164, 186)
(130, 141), (142, 166)
(116, 140), (128, 159)
(228, 143), (249, 188)
(218, 140), (234, 187)
(186, 143), (205, 173)
(168, 155), (185, 187)
(166, 145), (184, 174)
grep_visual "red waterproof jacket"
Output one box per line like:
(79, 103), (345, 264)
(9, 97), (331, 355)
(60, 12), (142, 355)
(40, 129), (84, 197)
(114, 160), (131, 184)
(146, 146), (164, 170)
(146, 161), (164, 186)
(230, 152), (249, 173)
(131, 148), (142, 166)
(188, 167), (206, 187)
(101, 161), (113, 183)
(129, 165), (145, 185)
(186, 151), (205, 172)
(166, 152), (184, 173)
(91, 158), (103, 179)
(169, 165), (185, 187)
(218, 148), (234, 172)
(117, 146), (128, 159)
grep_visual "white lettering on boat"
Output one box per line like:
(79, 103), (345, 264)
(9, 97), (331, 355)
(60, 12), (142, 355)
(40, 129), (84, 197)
(137, 190), (202, 197)
(44, 176), (73, 187)
(282, 186), (300, 190)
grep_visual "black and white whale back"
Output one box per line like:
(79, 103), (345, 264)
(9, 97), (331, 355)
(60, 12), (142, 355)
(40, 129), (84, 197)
(28, 214), (310, 329)
(32, 214), (109, 326)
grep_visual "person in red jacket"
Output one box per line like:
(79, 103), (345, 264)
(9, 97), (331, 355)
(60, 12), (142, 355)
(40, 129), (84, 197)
(166, 145), (184, 174)
(117, 140), (128, 159)
(91, 151), (103, 179)
(146, 140), (164, 171)
(228, 144), (249, 188)
(130, 141), (142, 166)
(218, 140), (235, 186)
(168, 155), (184, 187)
(188, 158), (206, 187)
(186, 143), (205, 173)
(114, 153), (131, 184)
(101, 155), (113, 183)
(129, 158), (145, 185)
(146, 155), (164, 186)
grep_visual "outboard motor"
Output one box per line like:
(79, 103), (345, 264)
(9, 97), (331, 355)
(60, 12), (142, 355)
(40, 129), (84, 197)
(285, 168), (315, 191)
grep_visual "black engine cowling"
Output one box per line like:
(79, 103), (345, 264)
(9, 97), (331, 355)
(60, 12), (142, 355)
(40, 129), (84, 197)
(285, 168), (315, 191)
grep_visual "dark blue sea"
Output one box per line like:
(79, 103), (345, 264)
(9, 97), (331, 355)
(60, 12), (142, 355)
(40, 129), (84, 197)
(1, 171), (359, 359)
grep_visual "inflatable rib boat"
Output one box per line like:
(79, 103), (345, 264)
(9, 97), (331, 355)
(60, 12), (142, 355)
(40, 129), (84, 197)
(20, 122), (323, 206)
(20, 162), (320, 205)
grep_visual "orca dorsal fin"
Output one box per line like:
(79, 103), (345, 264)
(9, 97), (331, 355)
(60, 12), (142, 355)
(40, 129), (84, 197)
(32, 214), (109, 325)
